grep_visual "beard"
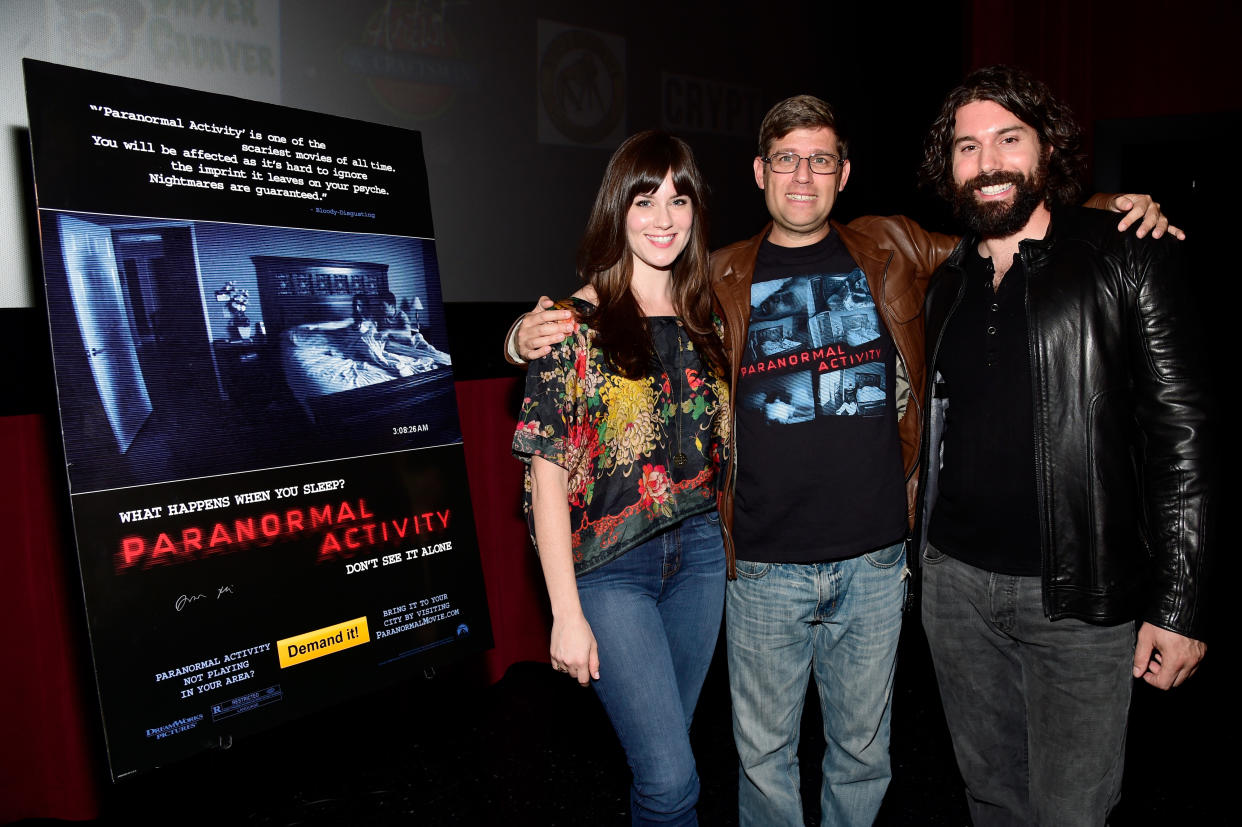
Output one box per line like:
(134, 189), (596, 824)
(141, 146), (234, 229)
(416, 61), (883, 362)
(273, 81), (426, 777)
(952, 157), (1049, 239)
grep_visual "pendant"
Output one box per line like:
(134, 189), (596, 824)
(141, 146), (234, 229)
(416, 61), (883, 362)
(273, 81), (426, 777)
(673, 453), (687, 467)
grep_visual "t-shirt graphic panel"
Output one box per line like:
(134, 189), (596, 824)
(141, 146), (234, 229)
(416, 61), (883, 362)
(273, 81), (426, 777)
(741, 270), (888, 421)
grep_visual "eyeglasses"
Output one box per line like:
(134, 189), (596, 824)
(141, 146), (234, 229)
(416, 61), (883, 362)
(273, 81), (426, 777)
(761, 152), (843, 175)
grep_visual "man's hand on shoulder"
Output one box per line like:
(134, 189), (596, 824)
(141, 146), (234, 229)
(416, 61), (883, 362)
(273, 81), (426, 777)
(506, 296), (577, 365)
(1110, 194), (1186, 240)
(1132, 622), (1206, 689)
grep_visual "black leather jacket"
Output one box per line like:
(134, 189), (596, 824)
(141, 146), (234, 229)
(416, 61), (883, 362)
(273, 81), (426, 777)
(919, 207), (1213, 639)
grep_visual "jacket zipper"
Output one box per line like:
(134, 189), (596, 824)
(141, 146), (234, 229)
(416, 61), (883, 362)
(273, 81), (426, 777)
(1019, 244), (1052, 616)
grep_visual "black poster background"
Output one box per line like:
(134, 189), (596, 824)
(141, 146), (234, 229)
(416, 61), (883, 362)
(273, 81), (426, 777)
(23, 60), (493, 779)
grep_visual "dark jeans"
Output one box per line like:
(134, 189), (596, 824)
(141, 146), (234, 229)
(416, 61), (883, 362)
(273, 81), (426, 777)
(577, 511), (726, 826)
(921, 545), (1135, 826)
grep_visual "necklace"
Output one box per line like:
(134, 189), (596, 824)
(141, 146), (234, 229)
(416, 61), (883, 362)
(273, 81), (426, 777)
(652, 319), (687, 467)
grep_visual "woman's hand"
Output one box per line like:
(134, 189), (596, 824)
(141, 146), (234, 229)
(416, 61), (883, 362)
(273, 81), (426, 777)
(530, 456), (598, 686)
(550, 611), (600, 687)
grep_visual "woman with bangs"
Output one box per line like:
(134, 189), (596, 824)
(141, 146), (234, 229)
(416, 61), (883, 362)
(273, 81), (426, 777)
(512, 130), (730, 825)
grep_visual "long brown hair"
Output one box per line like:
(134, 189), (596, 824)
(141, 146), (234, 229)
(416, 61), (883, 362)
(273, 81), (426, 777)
(576, 130), (725, 379)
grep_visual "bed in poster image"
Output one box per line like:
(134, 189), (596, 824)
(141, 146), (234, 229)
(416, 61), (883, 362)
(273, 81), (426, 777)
(39, 209), (461, 495)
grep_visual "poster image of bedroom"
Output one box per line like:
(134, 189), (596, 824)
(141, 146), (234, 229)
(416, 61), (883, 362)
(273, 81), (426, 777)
(39, 210), (462, 494)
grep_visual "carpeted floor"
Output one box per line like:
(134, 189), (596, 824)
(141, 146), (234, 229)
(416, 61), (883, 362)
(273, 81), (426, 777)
(16, 621), (1227, 826)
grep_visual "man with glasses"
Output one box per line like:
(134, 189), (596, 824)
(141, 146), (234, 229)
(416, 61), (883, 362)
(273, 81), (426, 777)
(508, 96), (1172, 825)
(709, 94), (943, 826)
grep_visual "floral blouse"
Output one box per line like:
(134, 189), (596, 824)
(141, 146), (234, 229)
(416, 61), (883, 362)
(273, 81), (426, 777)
(513, 297), (730, 576)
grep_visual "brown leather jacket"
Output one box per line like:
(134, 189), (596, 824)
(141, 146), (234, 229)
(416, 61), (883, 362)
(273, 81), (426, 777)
(709, 216), (958, 576)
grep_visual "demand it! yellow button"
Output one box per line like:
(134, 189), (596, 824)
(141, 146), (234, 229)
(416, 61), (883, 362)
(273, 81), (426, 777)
(277, 616), (370, 668)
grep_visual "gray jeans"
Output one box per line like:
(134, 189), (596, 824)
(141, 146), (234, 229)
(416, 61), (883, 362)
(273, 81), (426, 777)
(921, 545), (1135, 826)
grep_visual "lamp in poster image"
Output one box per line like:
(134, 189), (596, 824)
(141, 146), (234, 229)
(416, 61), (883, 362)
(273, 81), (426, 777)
(401, 296), (425, 331)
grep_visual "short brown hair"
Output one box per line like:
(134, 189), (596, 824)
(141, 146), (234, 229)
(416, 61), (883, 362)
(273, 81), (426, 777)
(920, 64), (1084, 207)
(757, 95), (848, 160)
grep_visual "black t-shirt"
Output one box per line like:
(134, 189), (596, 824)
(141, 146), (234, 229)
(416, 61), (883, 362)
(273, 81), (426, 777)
(928, 248), (1041, 575)
(733, 231), (907, 562)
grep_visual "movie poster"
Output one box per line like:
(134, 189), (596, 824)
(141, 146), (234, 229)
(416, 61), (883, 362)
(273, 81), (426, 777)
(23, 59), (493, 779)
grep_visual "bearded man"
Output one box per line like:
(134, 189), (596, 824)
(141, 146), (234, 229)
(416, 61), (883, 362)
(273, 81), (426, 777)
(916, 65), (1214, 825)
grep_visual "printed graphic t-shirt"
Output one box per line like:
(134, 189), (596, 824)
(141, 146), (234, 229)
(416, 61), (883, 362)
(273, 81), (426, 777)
(733, 231), (907, 562)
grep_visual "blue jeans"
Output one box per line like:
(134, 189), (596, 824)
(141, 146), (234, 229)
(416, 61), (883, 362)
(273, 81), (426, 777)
(921, 545), (1135, 826)
(726, 542), (907, 827)
(576, 511), (726, 826)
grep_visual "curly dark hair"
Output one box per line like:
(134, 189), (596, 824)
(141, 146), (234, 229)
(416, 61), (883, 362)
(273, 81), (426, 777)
(920, 65), (1084, 208)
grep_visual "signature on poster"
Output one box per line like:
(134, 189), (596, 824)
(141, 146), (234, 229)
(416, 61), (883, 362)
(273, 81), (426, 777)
(175, 584), (236, 612)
